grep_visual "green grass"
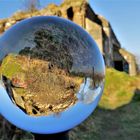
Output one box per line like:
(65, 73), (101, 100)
(99, 68), (138, 109)
(0, 54), (23, 79)
(70, 69), (140, 140)
(70, 98), (140, 140)
(0, 57), (140, 140)
(70, 68), (140, 140)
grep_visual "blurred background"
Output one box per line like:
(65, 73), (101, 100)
(0, 0), (140, 140)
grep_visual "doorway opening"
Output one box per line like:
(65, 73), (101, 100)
(67, 7), (74, 20)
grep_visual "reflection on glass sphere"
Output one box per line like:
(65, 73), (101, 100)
(0, 16), (105, 133)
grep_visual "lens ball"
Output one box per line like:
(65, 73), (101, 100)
(0, 16), (105, 134)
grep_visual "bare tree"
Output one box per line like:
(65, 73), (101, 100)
(22, 0), (40, 12)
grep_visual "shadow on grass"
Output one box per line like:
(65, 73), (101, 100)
(70, 88), (140, 140)
(133, 88), (140, 102)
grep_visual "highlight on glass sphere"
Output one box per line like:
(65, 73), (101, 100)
(0, 16), (105, 134)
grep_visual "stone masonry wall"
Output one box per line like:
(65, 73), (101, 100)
(0, 0), (137, 75)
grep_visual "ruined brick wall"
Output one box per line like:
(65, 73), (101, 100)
(85, 18), (103, 52)
(0, 0), (137, 75)
(119, 49), (137, 76)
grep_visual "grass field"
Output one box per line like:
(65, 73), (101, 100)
(70, 68), (140, 140)
(0, 68), (140, 140)
(99, 68), (139, 109)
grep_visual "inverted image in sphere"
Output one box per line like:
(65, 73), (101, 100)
(0, 16), (105, 133)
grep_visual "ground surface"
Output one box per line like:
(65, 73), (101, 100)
(70, 69), (140, 140)
(0, 54), (83, 116)
(70, 90), (140, 140)
(0, 68), (140, 140)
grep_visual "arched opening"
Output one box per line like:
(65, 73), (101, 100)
(67, 7), (74, 20)
(114, 61), (124, 71)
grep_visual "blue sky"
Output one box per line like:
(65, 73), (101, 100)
(91, 0), (140, 58)
(0, 0), (140, 57)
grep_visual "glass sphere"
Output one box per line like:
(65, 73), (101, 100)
(0, 16), (105, 134)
